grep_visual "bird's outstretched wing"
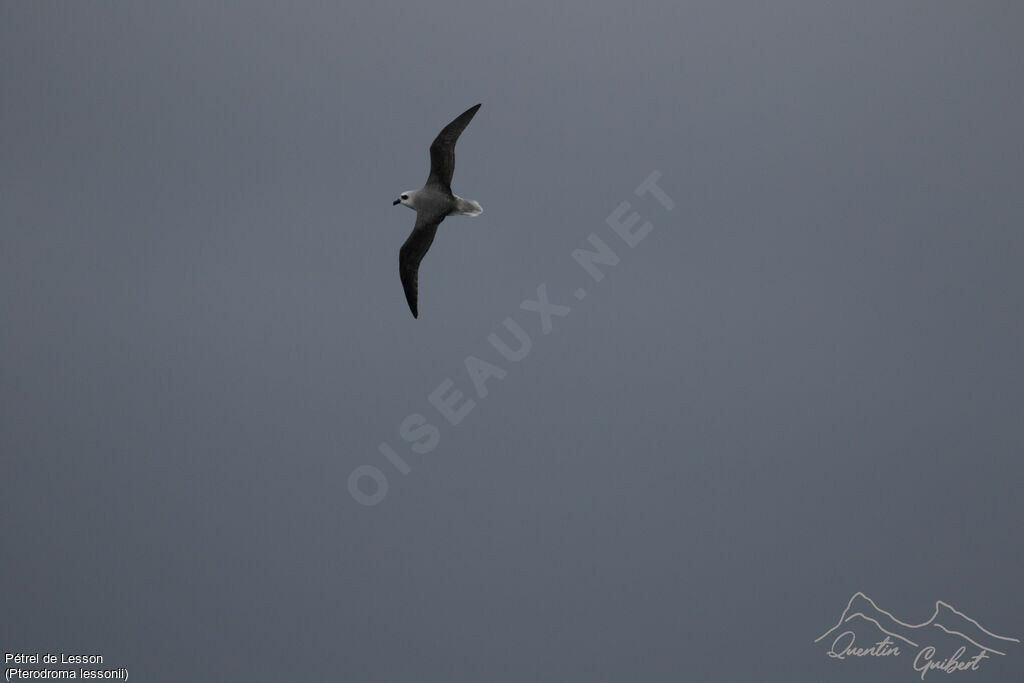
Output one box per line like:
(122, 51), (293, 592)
(399, 214), (445, 318)
(426, 103), (481, 192)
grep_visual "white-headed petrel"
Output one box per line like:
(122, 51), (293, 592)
(393, 104), (483, 318)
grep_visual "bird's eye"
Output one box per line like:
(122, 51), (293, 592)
(401, 194), (408, 200)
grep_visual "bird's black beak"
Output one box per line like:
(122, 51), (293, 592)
(392, 199), (401, 206)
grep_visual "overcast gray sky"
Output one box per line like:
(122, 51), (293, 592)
(2, 2), (1022, 682)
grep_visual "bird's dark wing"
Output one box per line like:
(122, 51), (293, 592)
(426, 103), (481, 192)
(399, 214), (445, 318)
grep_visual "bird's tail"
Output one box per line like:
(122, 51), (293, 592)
(452, 197), (483, 216)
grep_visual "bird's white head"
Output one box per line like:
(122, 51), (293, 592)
(392, 190), (418, 209)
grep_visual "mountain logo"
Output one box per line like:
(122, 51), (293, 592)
(815, 592), (1019, 679)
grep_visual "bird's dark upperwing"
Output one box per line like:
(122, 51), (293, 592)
(399, 214), (444, 318)
(426, 103), (481, 192)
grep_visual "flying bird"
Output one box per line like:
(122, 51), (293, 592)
(393, 103), (483, 318)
